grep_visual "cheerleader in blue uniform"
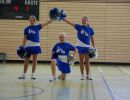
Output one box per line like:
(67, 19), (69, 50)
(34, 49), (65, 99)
(63, 16), (95, 80)
(19, 15), (52, 79)
(49, 32), (77, 82)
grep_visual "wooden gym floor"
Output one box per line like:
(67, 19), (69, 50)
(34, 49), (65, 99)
(0, 63), (130, 100)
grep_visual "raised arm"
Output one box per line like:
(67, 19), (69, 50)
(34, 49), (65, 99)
(63, 19), (75, 27)
(41, 20), (53, 28)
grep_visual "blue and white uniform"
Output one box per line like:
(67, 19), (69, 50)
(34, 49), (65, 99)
(75, 24), (94, 54)
(52, 42), (75, 73)
(24, 24), (42, 55)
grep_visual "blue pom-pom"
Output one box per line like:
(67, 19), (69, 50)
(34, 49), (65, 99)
(49, 8), (67, 21)
(49, 8), (61, 20)
(88, 48), (98, 58)
(59, 9), (67, 21)
(17, 46), (31, 59)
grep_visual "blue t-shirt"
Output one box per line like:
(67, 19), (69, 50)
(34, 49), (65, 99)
(52, 42), (75, 57)
(52, 42), (75, 73)
(24, 24), (42, 43)
(75, 24), (94, 45)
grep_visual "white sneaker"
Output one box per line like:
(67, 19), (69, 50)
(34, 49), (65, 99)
(80, 75), (85, 80)
(49, 77), (56, 82)
(31, 74), (36, 80)
(86, 75), (92, 80)
(19, 74), (26, 79)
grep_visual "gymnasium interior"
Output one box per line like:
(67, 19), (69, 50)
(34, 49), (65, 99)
(0, 0), (130, 100)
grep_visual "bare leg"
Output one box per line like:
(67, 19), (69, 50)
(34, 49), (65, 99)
(23, 57), (31, 73)
(79, 53), (85, 80)
(61, 73), (66, 80)
(49, 59), (57, 82)
(84, 54), (90, 75)
(30, 54), (38, 79)
(79, 53), (85, 75)
(19, 57), (31, 79)
(51, 59), (56, 77)
(32, 54), (37, 73)
(84, 54), (92, 80)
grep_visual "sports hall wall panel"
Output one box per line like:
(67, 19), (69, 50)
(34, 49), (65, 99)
(0, 1), (130, 63)
(105, 3), (130, 63)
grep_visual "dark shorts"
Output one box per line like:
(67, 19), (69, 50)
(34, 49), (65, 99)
(26, 46), (42, 55)
(76, 46), (90, 54)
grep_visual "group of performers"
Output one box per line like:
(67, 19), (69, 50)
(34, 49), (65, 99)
(17, 8), (95, 81)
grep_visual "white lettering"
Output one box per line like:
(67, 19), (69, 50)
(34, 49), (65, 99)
(6, 0), (11, 4)
(0, 0), (11, 4)
(25, 0), (38, 6)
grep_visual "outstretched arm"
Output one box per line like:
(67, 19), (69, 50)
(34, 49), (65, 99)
(41, 20), (53, 28)
(63, 19), (75, 27)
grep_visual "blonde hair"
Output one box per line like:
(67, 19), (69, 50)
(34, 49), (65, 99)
(59, 32), (67, 38)
(83, 16), (88, 20)
(29, 15), (36, 22)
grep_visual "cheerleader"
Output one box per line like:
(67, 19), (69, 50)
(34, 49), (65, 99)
(19, 15), (52, 79)
(49, 32), (77, 82)
(63, 16), (95, 80)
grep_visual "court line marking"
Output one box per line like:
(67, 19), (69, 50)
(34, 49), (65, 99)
(89, 70), (96, 100)
(121, 67), (130, 75)
(98, 67), (116, 100)
(0, 83), (44, 100)
(90, 80), (96, 100)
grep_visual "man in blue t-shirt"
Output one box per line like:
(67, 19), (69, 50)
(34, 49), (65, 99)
(19, 15), (53, 79)
(63, 16), (95, 80)
(49, 32), (77, 82)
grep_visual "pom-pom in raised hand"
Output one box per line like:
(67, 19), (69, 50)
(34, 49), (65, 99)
(49, 8), (67, 21)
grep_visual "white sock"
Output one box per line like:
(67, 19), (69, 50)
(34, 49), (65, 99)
(81, 74), (84, 77)
(86, 74), (92, 78)
(32, 73), (35, 76)
(53, 76), (56, 79)
(22, 73), (26, 76)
